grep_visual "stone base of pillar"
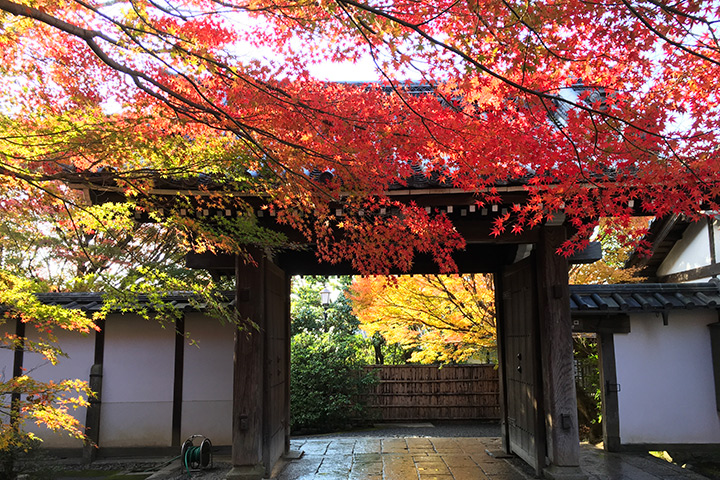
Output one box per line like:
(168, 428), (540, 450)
(226, 465), (265, 480)
(82, 445), (97, 464)
(543, 465), (588, 480)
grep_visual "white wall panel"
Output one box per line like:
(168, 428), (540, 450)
(23, 326), (94, 448)
(181, 313), (234, 444)
(615, 311), (720, 445)
(0, 321), (16, 387)
(99, 314), (175, 447)
(657, 221), (711, 279)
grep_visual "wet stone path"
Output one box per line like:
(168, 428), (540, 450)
(276, 437), (529, 480)
(274, 436), (711, 480)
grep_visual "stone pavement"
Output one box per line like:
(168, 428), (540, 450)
(274, 436), (710, 480)
(277, 437), (526, 480)
(579, 446), (710, 480)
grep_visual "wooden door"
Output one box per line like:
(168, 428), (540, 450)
(263, 260), (289, 473)
(501, 257), (545, 475)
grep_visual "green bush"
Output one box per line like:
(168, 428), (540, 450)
(290, 331), (376, 433)
(574, 336), (602, 443)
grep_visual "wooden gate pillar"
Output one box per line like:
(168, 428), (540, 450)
(536, 225), (586, 479)
(228, 251), (291, 480)
(228, 252), (266, 479)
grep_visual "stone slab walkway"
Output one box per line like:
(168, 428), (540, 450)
(274, 437), (710, 480)
(277, 437), (535, 480)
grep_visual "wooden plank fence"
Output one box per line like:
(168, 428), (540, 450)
(364, 365), (500, 421)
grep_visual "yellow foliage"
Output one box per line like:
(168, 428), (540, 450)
(351, 274), (496, 364)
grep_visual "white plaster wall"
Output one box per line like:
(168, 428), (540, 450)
(0, 320), (16, 389)
(20, 326), (94, 449)
(99, 314), (175, 447)
(181, 314), (234, 445)
(657, 221), (712, 280)
(614, 311), (720, 445)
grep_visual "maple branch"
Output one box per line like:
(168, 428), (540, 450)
(1, 0), (346, 195)
(620, 0), (720, 67)
(335, 0), (706, 145)
(499, 0), (581, 63)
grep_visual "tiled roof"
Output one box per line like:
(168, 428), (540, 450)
(29, 292), (235, 313)
(568, 281), (720, 313)
(12, 283), (720, 316)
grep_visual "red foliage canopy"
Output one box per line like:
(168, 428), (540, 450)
(1, 0), (718, 272)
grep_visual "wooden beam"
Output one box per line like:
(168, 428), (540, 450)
(567, 241), (602, 265)
(536, 226), (584, 478)
(11, 317), (25, 434)
(572, 315), (631, 334)
(283, 274), (291, 456)
(187, 244), (523, 276)
(275, 244), (520, 275)
(660, 262), (720, 283)
(186, 252), (235, 270)
(709, 322), (720, 412)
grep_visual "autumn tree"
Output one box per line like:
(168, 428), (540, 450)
(351, 274), (496, 364)
(0, 273), (95, 477)
(1, 0), (720, 452)
(0, 185), (235, 467)
(1, 0), (719, 271)
(570, 217), (651, 285)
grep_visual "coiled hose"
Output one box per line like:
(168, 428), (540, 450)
(181, 435), (213, 473)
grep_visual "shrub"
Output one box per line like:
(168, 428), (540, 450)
(290, 331), (376, 433)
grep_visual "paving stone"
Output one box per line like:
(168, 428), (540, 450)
(479, 461), (528, 476)
(484, 470), (529, 480)
(274, 435), (715, 480)
(316, 456), (353, 477)
(412, 454), (443, 463)
(382, 438), (409, 453)
(300, 440), (332, 455)
(353, 453), (382, 464)
(353, 439), (382, 454)
(447, 465), (490, 479)
(407, 438), (434, 445)
(415, 462), (451, 475)
(441, 454), (479, 467)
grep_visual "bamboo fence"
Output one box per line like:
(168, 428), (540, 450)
(364, 365), (500, 421)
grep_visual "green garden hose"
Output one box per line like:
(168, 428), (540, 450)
(181, 435), (213, 472)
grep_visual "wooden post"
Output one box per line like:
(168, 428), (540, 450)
(493, 272), (511, 454)
(536, 225), (585, 479)
(171, 315), (185, 447)
(598, 332), (621, 451)
(10, 317), (25, 427)
(228, 252), (266, 480)
(284, 273), (292, 455)
(83, 318), (105, 463)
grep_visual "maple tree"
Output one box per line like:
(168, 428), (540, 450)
(0, 0), (719, 452)
(0, 186), (232, 464)
(0, 0), (719, 271)
(0, 272), (94, 476)
(351, 274), (496, 364)
(570, 217), (651, 284)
